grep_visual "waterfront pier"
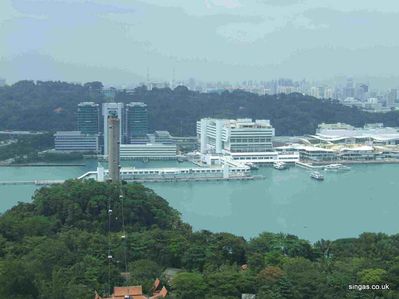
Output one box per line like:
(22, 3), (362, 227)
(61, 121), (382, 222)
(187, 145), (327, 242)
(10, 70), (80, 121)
(295, 161), (324, 170)
(0, 180), (65, 186)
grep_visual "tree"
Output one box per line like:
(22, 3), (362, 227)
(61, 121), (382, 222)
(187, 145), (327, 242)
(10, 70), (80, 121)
(206, 232), (247, 267)
(0, 179), (398, 298)
(0, 260), (39, 299)
(282, 257), (326, 299)
(128, 259), (162, 293)
(2, 80), (399, 136)
(172, 272), (207, 299)
(357, 268), (387, 285)
(257, 266), (285, 286)
(205, 266), (252, 298)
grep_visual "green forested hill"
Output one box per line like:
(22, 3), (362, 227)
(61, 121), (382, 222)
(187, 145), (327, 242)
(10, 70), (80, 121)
(0, 180), (398, 298)
(1, 81), (398, 136)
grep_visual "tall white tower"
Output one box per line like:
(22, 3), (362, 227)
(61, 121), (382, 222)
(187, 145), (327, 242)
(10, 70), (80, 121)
(107, 114), (120, 182)
(102, 103), (124, 155)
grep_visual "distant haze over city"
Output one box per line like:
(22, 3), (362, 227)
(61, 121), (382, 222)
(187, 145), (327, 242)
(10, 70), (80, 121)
(2, 0), (399, 88)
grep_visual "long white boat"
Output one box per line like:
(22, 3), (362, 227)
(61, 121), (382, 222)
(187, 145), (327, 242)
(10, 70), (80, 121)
(245, 162), (259, 170)
(273, 161), (287, 170)
(324, 163), (350, 172)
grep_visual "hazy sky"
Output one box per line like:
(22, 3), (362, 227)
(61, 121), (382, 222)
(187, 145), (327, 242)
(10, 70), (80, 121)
(1, 0), (399, 86)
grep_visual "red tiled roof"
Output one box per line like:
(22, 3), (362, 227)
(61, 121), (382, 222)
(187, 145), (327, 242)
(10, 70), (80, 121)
(96, 280), (168, 299)
(114, 286), (143, 296)
(149, 286), (168, 299)
(153, 278), (161, 290)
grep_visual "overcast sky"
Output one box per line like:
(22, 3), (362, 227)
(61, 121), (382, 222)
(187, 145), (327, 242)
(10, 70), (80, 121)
(1, 0), (399, 87)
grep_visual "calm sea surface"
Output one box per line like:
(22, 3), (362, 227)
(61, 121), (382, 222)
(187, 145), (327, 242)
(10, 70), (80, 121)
(1, 160), (398, 242)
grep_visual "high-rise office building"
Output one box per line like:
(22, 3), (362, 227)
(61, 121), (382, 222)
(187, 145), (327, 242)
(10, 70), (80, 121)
(310, 86), (320, 98)
(125, 102), (148, 142)
(102, 103), (124, 155)
(343, 78), (355, 98)
(324, 88), (334, 99)
(387, 89), (397, 108)
(77, 102), (100, 135)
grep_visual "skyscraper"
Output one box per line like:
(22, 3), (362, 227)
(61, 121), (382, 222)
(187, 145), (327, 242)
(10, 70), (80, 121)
(77, 102), (100, 135)
(102, 103), (124, 155)
(125, 102), (148, 142)
(387, 89), (397, 108)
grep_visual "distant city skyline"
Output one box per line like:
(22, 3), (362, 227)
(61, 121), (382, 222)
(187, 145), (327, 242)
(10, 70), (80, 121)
(2, 0), (399, 88)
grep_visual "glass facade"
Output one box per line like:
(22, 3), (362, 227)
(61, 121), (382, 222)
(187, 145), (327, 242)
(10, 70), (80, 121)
(125, 102), (148, 140)
(77, 102), (100, 135)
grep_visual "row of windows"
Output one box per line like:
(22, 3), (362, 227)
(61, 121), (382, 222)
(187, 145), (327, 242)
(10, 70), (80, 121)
(55, 137), (97, 142)
(234, 156), (276, 160)
(230, 143), (271, 147)
(55, 146), (98, 149)
(230, 138), (271, 143)
(230, 147), (273, 153)
(122, 169), (224, 175)
(120, 149), (176, 152)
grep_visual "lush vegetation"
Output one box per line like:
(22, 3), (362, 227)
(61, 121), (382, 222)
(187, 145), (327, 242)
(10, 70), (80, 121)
(0, 133), (54, 163)
(0, 180), (398, 298)
(0, 134), (89, 164)
(1, 81), (399, 136)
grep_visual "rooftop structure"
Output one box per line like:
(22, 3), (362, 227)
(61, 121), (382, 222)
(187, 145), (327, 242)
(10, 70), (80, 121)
(95, 281), (167, 299)
(317, 123), (355, 130)
(102, 87), (117, 100)
(313, 123), (399, 145)
(146, 131), (175, 145)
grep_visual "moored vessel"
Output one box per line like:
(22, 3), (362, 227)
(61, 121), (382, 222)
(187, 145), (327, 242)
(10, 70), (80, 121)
(324, 163), (350, 172)
(273, 161), (287, 170)
(245, 162), (259, 170)
(310, 171), (324, 181)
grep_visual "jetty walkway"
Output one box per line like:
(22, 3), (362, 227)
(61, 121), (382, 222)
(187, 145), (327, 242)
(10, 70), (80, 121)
(0, 180), (65, 186)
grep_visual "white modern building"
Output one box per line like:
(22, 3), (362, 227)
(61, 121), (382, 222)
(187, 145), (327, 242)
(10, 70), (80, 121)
(102, 103), (124, 155)
(312, 123), (399, 145)
(197, 118), (274, 154)
(54, 131), (100, 153)
(120, 143), (177, 160)
(272, 122), (399, 162)
(197, 118), (299, 163)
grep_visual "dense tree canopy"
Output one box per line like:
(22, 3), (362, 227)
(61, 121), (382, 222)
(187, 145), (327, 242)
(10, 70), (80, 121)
(0, 133), (54, 163)
(1, 81), (398, 136)
(0, 180), (398, 298)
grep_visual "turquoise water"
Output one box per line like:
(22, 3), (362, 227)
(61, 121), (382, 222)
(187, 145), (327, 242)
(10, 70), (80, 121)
(0, 161), (398, 242)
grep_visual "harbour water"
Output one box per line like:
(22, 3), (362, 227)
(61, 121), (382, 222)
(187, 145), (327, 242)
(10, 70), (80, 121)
(0, 161), (398, 242)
